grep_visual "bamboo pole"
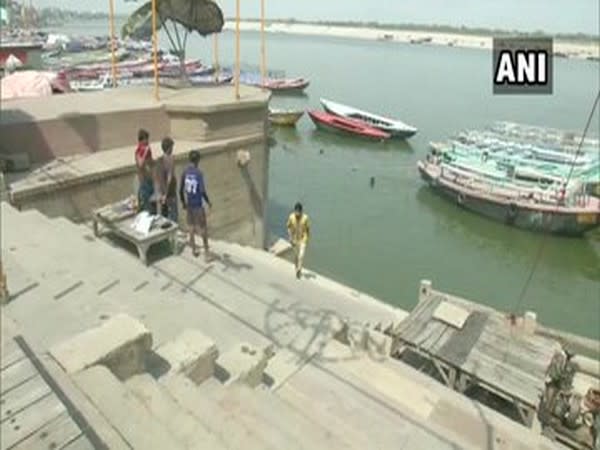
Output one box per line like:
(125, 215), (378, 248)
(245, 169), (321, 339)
(213, 34), (219, 82)
(234, 0), (240, 100)
(151, 0), (160, 100)
(0, 171), (8, 304)
(108, 0), (118, 87)
(260, 0), (266, 86)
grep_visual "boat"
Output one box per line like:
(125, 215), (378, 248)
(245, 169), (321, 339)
(262, 77), (310, 93)
(418, 135), (600, 236)
(268, 109), (304, 126)
(307, 110), (390, 140)
(320, 98), (417, 138)
(418, 157), (600, 236)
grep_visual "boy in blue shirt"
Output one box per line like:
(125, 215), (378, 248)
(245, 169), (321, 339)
(179, 150), (212, 257)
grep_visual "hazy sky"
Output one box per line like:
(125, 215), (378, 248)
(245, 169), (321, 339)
(32, 0), (599, 34)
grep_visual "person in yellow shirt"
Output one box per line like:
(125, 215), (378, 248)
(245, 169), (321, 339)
(287, 202), (310, 279)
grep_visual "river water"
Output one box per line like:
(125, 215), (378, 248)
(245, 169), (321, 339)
(46, 22), (600, 338)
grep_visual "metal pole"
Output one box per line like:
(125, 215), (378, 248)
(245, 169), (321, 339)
(108, 0), (118, 87)
(151, 0), (160, 100)
(260, 0), (266, 87)
(235, 0), (240, 100)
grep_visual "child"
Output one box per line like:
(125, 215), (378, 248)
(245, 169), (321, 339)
(179, 150), (212, 257)
(134, 129), (156, 214)
(157, 137), (178, 222)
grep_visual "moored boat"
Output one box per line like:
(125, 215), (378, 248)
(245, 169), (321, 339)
(320, 98), (417, 138)
(417, 157), (600, 236)
(262, 77), (310, 93)
(268, 109), (304, 126)
(307, 110), (390, 140)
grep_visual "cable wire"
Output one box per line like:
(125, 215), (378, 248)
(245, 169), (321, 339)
(511, 90), (600, 316)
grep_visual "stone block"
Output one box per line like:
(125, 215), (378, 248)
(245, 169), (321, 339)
(419, 279), (432, 303)
(155, 329), (219, 384)
(50, 313), (152, 379)
(219, 343), (274, 388)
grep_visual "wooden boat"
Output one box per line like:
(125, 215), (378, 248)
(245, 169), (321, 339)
(268, 109), (304, 126)
(320, 98), (417, 138)
(307, 110), (390, 140)
(417, 157), (600, 236)
(262, 77), (310, 93)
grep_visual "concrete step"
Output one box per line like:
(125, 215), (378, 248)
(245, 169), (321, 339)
(196, 380), (353, 449)
(179, 241), (401, 332)
(227, 241), (406, 326)
(125, 374), (227, 450)
(73, 366), (185, 450)
(161, 374), (281, 450)
(275, 360), (450, 450)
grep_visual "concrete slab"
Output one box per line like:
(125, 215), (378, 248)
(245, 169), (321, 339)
(50, 313), (152, 379)
(219, 342), (274, 388)
(161, 373), (279, 450)
(155, 328), (219, 384)
(125, 374), (227, 449)
(73, 365), (185, 450)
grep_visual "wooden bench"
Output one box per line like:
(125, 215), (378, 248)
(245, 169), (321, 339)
(92, 198), (178, 265)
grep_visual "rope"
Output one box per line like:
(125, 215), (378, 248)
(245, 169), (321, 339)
(511, 90), (600, 317)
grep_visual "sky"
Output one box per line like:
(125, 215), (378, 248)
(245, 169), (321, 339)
(32, 0), (599, 35)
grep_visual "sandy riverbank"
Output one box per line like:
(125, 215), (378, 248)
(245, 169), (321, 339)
(223, 21), (599, 61)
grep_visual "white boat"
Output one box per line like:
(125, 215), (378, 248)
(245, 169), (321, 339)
(320, 98), (418, 138)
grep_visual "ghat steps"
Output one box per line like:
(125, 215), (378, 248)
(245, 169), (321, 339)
(1, 203), (560, 449)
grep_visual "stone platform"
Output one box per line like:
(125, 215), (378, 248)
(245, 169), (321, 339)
(0, 203), (563, 449)
(5, 85), (271, 248)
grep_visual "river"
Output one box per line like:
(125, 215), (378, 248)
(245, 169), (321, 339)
(45, 21), (600, 339)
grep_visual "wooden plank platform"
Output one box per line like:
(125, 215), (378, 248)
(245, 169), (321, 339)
(393, 292), (560, 426)
(0, 333), (100, 450)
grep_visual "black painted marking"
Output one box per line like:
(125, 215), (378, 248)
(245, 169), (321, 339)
(97, 280), (120, 295)
(8, 282), (40, 301)
(53, 281), (84, 300)
(13, 336), (108, 450)
(133, 281), (149, 292)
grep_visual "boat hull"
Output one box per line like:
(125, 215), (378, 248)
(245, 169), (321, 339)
(308, 111), (390, 141)
(269, 111), (304, 126)
(320, 98), (417, 138)
(263, 78), (310, 93)
(418, 163), (600, 236)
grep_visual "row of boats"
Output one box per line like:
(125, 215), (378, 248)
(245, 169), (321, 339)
(417, 122), (600, 236)
(269, 98), (419, 140)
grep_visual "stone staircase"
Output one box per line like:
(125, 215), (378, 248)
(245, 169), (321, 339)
(1, 203), (563, 450)
(47, 311), (353, 450)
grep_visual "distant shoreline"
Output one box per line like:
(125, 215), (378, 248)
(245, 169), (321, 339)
(223, 20), (600, 61)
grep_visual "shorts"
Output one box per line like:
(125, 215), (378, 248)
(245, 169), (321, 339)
(187, 206), (207, 229)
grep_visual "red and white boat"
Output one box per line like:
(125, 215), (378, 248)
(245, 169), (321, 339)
(307, 110), (391, 141)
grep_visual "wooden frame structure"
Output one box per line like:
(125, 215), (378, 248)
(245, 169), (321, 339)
(392, 281), (561, 427)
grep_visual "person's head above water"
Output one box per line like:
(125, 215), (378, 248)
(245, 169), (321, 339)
(161, 137), (174, 155)
(138, 128), (149, 145)
(294, 202), (303, 217)
(189, 150), (201, 166)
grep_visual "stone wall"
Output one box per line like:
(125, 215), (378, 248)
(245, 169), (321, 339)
(6, 87), (271, 249)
